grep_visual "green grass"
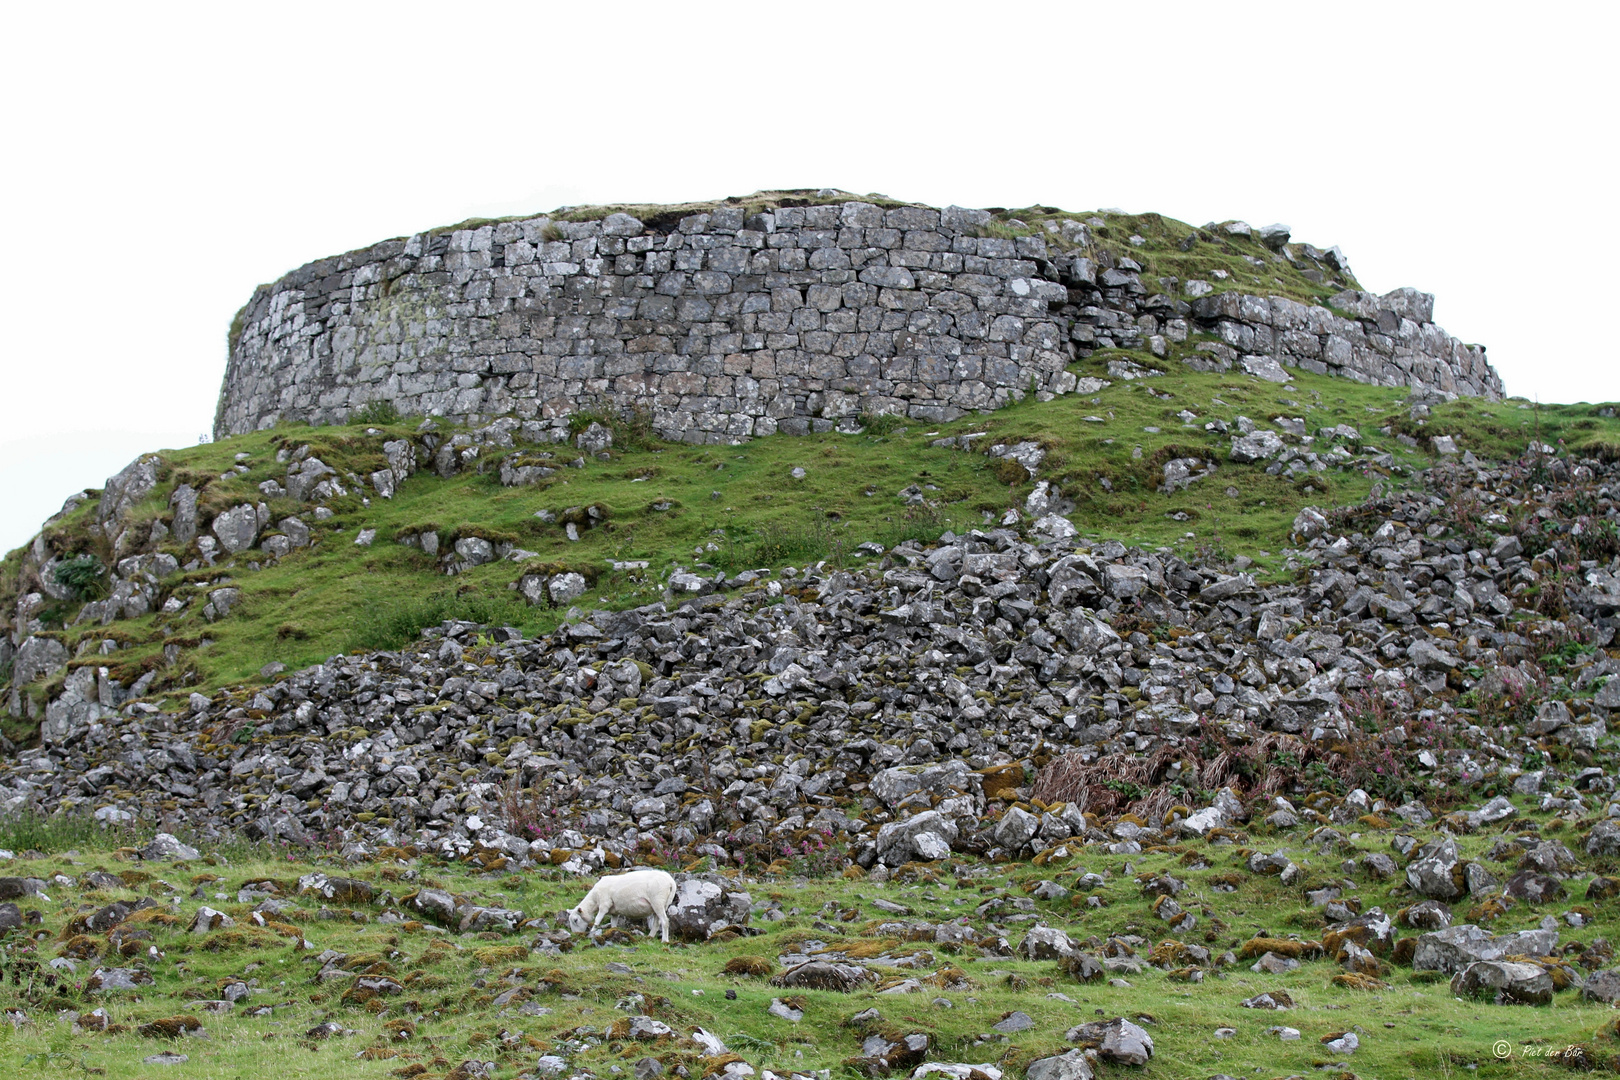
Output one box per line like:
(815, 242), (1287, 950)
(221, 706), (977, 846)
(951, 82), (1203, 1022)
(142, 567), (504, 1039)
(0, 811), (145, 855)
(3, 788), (1619, 1077)
(6, 361), (1620, 735)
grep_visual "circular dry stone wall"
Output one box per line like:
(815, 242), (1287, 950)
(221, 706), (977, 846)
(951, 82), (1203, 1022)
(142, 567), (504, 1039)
(213, 197), (1501, 443)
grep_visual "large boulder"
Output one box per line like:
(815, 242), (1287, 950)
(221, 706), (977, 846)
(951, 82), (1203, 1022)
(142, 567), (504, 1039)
(1200, 574), (1255, 602)
(0, 878), (43, 900)
(170, 485), (198, 544)
(1323, 908), (1395, 956)
(1517, 840), (1578, 877)
(1399, 900), (1452, 930)
(1408, 639), (1460, 672)
(1024, 1049), (1094, 1080)
(1017, 927), (1078, 961)
(1102, 564), (1148, 599)
(42, 666), (111, 744)
(141, 833), (201, 862)
(404, 887), (461, 927)
(1065, 1018), (1153, 1066)
(868, 761), (980, 808)
(286, 457), (337, 501)
(1412, 924), (1558, 974)
(210, 505), (261, 554)
(666, 878), (750, 941)
(12, 635), (69, 686)
(771, 962), (873, 993)
(1582, 969), (1620, 1004)
(1450, 961), (1553, 1005)
(461, 906), (525, 933)
(1586, 820), (1620, 857)
(453, 537), (496, 568)
(872, 810), (958, 866)
(99, 455), (161, 527)
(1176, 806), (1226, 837)
(1405, 838), (1465, 899)
(993, 807), (1039, 852)
(189, 906), (235, 934)
(548, 573), (589, 606)
(1503, 871), (1565, 904)
(1229, 430), (1285, 463)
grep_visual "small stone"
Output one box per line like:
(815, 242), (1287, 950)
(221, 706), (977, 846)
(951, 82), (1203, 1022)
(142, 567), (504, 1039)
(1240, 991), (1293, 1010)
(1321, 1031), (1360, 1054)
(767, 999), (803, 1023)
(1250, 952), (1299, 974)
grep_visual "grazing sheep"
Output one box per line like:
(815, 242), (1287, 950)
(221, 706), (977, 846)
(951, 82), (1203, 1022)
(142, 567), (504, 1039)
(567, 868), (677, 943)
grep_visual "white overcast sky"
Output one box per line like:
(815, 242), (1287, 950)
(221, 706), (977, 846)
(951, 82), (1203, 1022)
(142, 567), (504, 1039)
(1, 1), (1615, 555)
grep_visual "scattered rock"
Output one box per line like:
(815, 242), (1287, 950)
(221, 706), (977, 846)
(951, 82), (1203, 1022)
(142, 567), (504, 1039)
(772, 962), (872, 993)
(1065, 1017), (1153, 1066)
(1240, 991), (1293, 1010)
(1023, 1048), (1094, 1080)
(141, 834), (201, 862)
(992, 1010), (1033, 1034)
(1017, 928), (1078, 961)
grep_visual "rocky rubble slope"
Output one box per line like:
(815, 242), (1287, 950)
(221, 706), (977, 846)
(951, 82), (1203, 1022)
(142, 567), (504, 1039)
(3, 376), (1469, 739)
(4, 450), (1617, 875)
(2, 448), (1620, 1079)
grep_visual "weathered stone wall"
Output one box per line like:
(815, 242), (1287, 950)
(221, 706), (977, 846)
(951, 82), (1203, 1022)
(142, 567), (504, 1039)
(1183, 288), (1500, 396)
(214, 199), (1502, 442)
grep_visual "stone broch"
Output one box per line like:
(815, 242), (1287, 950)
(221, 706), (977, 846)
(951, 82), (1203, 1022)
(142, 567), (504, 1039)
(213, 194), (1502, 444)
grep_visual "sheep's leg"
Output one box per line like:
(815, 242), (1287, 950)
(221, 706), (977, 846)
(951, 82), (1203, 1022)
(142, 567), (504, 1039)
(592, 908), (607, 930)
(656, 908), (670, 943)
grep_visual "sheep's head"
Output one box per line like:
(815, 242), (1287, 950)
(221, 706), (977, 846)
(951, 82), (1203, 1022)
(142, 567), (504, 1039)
(565, 907), (590, 934)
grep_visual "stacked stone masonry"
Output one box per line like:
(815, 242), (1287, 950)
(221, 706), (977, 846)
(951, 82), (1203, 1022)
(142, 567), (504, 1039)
(214, 200), (1502, 443)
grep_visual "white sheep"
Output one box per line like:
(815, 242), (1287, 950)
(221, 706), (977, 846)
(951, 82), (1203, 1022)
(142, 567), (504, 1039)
(566, 868), (677, 943)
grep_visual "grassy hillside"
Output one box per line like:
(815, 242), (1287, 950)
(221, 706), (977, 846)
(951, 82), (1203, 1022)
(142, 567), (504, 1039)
(3, 787), (1619, 1079)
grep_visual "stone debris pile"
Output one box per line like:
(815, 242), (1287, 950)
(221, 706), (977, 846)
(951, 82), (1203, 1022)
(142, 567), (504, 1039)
(1, 451), (1616, 884)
